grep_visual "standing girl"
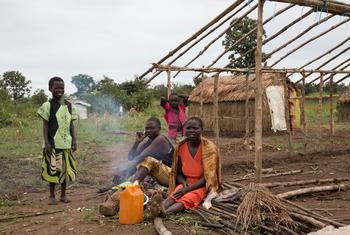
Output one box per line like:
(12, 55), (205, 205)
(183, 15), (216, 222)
(37, 77), (77, 205)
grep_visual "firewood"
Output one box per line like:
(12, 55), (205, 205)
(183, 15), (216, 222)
(277, 184), (348, 199)
(154, 217), (172, 235)
(261, 177), (350, 188)
(290, 212), (326, 229)
(197, 221), (225, 228)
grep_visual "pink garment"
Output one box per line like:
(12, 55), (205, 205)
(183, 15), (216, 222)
(163, 102), (187, 139)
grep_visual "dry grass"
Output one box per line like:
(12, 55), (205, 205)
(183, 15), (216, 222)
(236, 183), (295, 232)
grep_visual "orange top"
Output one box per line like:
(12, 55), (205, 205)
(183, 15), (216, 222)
(170, 143), (206, 208)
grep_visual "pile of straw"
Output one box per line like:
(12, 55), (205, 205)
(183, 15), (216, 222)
(236, 183), (296, 232)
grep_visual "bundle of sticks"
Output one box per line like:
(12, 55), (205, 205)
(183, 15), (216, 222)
(193, 179), (348, 235)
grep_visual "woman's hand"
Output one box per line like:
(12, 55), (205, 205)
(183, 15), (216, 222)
(135, 131), (145, 142)
(173, 186), (189, 199)
(71, 140), (77, 152)
(45, 142), (52, 154)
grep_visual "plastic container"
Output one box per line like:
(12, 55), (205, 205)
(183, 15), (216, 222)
(119, 185), (144, 224)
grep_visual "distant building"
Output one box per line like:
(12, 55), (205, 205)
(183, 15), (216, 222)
(72, 99), (91, 119)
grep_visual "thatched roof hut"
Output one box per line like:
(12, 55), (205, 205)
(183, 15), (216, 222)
(188, 73), (300, 136)
(337, 87), (350, 121)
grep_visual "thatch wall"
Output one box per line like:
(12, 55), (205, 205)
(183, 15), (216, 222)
(337, 87), (350, 121)
(188, 73), (290, 136)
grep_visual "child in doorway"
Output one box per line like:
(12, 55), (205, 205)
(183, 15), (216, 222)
(37, 77), (77, 205)
(160, 93), (188, 143)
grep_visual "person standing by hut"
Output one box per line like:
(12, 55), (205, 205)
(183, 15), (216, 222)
(37, 77), (77, 205)
(160, 93), (188, 143)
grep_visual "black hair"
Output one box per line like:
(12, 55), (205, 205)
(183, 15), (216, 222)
(185, 116), (203, 129)
(169, 93), (178, 98)
(147, 117), (161, 128)
(49, 77), (64, 90)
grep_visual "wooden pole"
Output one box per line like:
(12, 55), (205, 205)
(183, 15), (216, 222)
(301, 73), (307, 154)
(268, 0), (350, 16)
(244, 72), (251, 163)
(200, 69), (204, 117)
(139, 0), (245, 81)
(290, 36), (350, 80)
(254, 0), (264, 183)
(329, 75), (334, 150)
(270, 18), (350, 67)
(214, 73), (220, 146)
(167, 70), (171, 99)
(283, 77), (293, 157)
(318, 73), (324, 148)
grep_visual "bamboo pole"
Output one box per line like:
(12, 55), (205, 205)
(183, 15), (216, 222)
(270, 18), (350, 67)
(214, 73), (220, 145)
(283, 77), (293, 157)
(167, 70), (171, 99)
(290, 36), (350, 80)
(138, 0), (245, 80)
(254, 0), (264, 183)
(329, 76), (334, 150)
(268, 0), (350, 16)
(318, 73), (324, 148)
(301, 73), (307, 154)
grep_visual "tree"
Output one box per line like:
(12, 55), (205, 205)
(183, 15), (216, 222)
(31, 89), (48, 105)
(0, 71), (31, 100)
(119, 77), (147, 95)
(71, 74), (95, 96)
(222, 17), (267, 70)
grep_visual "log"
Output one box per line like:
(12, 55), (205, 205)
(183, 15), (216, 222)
(167, 70), (171, 99)
(301, 73), (307, 154)
(268, 0), (350, 16)
(214, 73), (219, 146)
(329, 76), (334, 149)
(260, 177), (350, 188)
(290, 212), (326, 228)
(154, 217), (172, 235)
(277, 184), (348, 199)
(197, 221), (225, 229)
(318, 73), (324, 148)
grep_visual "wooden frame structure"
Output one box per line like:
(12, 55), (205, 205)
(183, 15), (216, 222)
(138, 0), (350, 182)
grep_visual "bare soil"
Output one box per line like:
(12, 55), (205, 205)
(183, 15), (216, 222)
(1, 132), (350, 234)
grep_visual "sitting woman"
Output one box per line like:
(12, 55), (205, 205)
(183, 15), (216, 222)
(153, 117), (222, 215)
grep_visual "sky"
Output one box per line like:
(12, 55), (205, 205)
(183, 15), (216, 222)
(0, 0), (349, 95)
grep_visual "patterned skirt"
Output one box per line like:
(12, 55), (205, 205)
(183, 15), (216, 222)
(41, 149), (77, 183)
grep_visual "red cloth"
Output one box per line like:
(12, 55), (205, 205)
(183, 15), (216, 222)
(170, 143), (206, 208)
(163, 102), (186, 139)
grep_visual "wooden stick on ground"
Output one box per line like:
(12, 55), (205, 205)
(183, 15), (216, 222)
(230, 169), (302, 182)
(154, 217), (172, 235)
(261, 177), (350, 188)
(290, 212), (326, 229)
(0, 209), (65, 222)
(277, 184), (348, 199)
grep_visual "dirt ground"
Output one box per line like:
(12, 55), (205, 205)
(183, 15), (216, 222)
(1, 132), (350, 234)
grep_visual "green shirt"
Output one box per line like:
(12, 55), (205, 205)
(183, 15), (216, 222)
(38, 101), (77, 149)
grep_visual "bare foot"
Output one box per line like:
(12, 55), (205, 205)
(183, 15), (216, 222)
(149, 191), (165, 218)
(60, 196), (71, 203)
(48, 197), (57, 205)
